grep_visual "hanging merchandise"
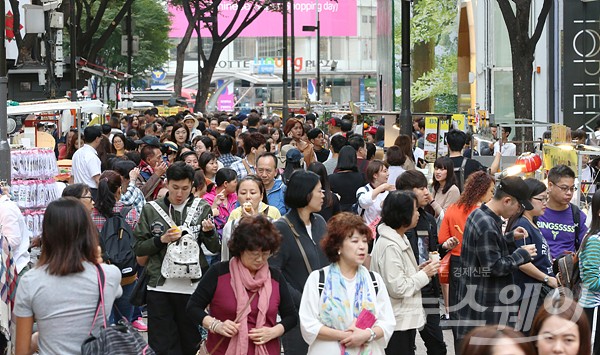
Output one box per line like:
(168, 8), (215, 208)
(11, 148), (59, 180)
(10, 180), (59, 209)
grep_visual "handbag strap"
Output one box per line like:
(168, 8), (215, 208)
(207, 292), (258, 355)
(89, 264), (107, 335)
(184, 198), (203, 226)
(281, 215), (313, 274)
(149, 201), (175, 227)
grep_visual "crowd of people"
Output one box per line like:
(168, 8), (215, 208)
(0, 108), (597, 355)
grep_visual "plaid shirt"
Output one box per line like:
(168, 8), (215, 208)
(218, 153), (241, 168)
(120, 181), (146, 215)
(455, 204), (532, 340)
(230, 158), (255, 179)
(91, 201), (139, 232)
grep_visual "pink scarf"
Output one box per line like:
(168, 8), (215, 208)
(226, 257), (272, 355)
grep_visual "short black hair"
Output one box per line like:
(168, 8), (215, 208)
(396, 169), (428, 190)
(257, 152), (278, 169)
(340, 115), (353, 132)
(83, 126), (102, 143)
(215, 168), (237, 187)
(366, 143), (376, 160)
(284, 170), (320, 209)
(548, 165), (576, 184)
(307, 128), (323, 140)
(330, 135), (347, 153)
(503, 126), (512, 135)
(166, 161), (195, 182)
(347, 135), (365, 152)
(381, 191), (416, 229)
(61, 183), (91, 199)
(247, 113), (260, 127)
(446, 129), (467, 152)
(113, 160), (137, 178)
(216, 134), (234, 154)
(101, 124), (111, 135)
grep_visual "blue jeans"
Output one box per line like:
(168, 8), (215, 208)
(205, 254), (221, 266)
(110, 281), (135, 324)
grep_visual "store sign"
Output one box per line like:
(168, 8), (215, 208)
(423, 114), (467, 162)
(169, 0), (357, 38)
(211, 57), (340, 73)
(542, 145), (578, 176)
(563, 0), (600, 129)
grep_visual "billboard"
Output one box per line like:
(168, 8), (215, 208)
(563, 0), (600, 129)
(168, 0), (357, 38)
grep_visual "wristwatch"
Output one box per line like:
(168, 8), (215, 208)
(543, 276), (549, 284)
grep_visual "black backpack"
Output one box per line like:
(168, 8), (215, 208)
(99, 206), (137, 278)
(453, 157), (468, 192)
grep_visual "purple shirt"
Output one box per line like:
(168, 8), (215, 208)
(537, 204), (587, 260)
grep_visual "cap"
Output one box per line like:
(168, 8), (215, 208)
(365, 126), (378, 135)
(162, 140), (179, 153)
(327, 117), (342, 127)
(235, 113), (247, 121)
(134, 135), (161, 147)
(225, 124), (237, 137)
(217, 121), (229, 132)
(497, 176), (534, 210)
(305, 113), (316, 122)
(286, 148), (303, 164)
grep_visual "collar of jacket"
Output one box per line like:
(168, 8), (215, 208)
(378, 223), (411, 251)
(268, 178), (284, 193)
(161, 194), (195, 209)
(480, 203), (503, 228)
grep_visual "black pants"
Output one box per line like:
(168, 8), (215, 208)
(281, 324), (308, 355)
(449, 255), (462, 354)
(421, 292), (447, 355)
(147, 290), (201, 355)
(386, 329), (416, 355)
(584, 307), (600, 355)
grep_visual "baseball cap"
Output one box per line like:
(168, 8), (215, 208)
(286, 148), (303, 164)
(134, 135), (161, 148)
(497, 176), (534, 210)
(225, 124), (237, 137)
(327, 117), (342, 127)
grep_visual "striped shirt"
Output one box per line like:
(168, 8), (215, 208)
(579, 234), (600, 308)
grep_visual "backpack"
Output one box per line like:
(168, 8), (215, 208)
(453, 157), (468, 192)
(553, 204), (586, 300)
(318, 268), (379, 296)
(149, 199), (204, 279)
(352, 185), (371, 217)
(99, 206), (136, 278)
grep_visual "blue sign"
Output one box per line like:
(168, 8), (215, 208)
(257, 65), (275, 74)
(151, 69), (167, 82)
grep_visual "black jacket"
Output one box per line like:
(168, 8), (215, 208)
(405, 207), (447, 296)
(269, 209), (329, 307)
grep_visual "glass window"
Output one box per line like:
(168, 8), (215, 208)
(493, 2), (512, 68)
(234, 38), (256, 60)
(493, 70), (515, 120)
(258, 37), (283, 57)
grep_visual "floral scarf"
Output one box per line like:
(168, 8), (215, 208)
(319, 263), (376, 355)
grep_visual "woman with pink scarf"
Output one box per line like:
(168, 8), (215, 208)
(187, 215), (297, 355)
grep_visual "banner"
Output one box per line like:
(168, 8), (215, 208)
(542, 145), (578, 177)
(423, 114), (467, 162)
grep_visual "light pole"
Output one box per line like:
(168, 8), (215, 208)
(282, 0), (289, 122)
(302, 0), (320, 101)
(399, 0), (412, 135)
(290, 0), (295, 99)
(126, 5), (132, 92)
(0, 0), (11, 182)
(70, 0), (77, 101)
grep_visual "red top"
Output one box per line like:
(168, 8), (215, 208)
(438, 203), (478, 257)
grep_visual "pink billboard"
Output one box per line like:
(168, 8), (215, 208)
(169, 0), (357, 38)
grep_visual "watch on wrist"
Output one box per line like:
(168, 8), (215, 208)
(543, 276), (549, 284)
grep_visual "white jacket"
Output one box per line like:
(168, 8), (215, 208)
(370, 223), (429, 331)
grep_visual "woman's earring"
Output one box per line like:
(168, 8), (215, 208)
(337, 250), (341, 255)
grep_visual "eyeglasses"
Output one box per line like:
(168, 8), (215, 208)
(81, 195), (93, 200)
(246, 251), (272, 260)
(532, 197), (549, 203)
(555, 185), (577, 193)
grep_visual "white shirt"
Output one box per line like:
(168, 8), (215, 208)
(72, 144), (101, 188)
(299, 265), (396, 355)
(494, 141), (517, 156)
(356, 184), (389, 225)
(0, 195), (31, 273)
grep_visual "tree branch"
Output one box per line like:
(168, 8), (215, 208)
(86, 0), (134, 62)
(496, 0), (519, 40)
(530, 0), (553, 50)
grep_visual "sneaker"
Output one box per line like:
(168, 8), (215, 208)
(132, 317), (148, 332)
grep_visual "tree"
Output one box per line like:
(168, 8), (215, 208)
(93, 0), (170, 80)
(393, 0), (457, 112)
(496, 0), (552, 152)
(190, 0), (276, 112)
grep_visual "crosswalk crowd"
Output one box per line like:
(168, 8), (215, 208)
(1, 109), (599, 355)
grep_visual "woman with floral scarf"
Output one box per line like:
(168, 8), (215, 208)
(299, 213), (395, 354)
